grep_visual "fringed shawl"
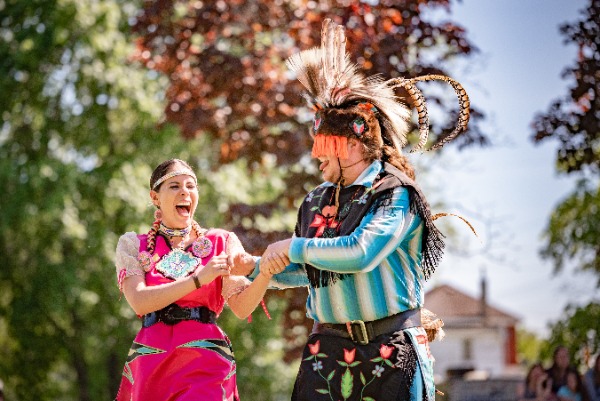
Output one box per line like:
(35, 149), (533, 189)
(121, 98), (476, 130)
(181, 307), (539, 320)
(296, 162), (444, 288)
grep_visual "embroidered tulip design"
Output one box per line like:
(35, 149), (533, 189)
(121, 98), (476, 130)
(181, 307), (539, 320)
(343, 348), (356, 364)
(356, 343), (397, 399)
(304, 340), (334, 397)
(379, 344), (394, 360)
(308, 340), (320, 355)
(334, 347), (362, 400)
(307, 343), (399, 400)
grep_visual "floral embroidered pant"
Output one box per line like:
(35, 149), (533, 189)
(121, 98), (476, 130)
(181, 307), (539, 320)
(291, 327), (434, 401)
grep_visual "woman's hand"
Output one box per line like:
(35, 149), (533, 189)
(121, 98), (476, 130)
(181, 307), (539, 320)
(259, 242), (290, 277)
(229, 252), (255, 276)
(194, 252), (231, 287)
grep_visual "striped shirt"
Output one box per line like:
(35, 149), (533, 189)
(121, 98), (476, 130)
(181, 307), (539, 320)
(257, 160), (426, 324)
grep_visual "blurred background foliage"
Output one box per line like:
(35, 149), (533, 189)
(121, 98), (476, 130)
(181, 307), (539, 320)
(532, 0), (600, 286)
(0, 0), (597, 400)
(530, 0), (599, 371)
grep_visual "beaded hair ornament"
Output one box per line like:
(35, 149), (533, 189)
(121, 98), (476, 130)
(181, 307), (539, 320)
(286, 18), (470, 158)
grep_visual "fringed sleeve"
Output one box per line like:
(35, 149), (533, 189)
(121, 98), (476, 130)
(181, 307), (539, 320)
(222, 275), (251, 301)
(221, 231), (251, 300)
(115, 232), (144, 292)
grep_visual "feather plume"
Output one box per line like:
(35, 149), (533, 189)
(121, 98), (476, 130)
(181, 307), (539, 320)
(333, 25), (346, 81)
(286, 18), (469, 151)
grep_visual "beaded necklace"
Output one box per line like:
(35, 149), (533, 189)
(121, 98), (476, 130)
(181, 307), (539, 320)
(151, 221), (213, 280)
(158, 222), (191, 238)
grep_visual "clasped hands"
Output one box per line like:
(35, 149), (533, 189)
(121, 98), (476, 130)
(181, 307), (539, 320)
(194, 251), (255, 285)
(197, 238), (291, 283)
(259, 238), (292, 277)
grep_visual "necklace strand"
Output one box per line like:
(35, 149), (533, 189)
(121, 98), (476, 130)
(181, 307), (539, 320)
(159, 223), (192, 250)
(327, 185), (365, 221)
(159, 223), (191, 238)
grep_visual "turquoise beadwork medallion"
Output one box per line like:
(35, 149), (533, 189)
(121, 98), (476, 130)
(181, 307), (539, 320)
(156, 248), (200, 279)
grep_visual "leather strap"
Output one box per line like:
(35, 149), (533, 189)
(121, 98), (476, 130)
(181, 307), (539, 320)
(142, 304), (216, 328)
(312, 309), (421, 345)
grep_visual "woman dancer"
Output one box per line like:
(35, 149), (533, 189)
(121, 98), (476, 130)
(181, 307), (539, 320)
(114, 159), (280, 400)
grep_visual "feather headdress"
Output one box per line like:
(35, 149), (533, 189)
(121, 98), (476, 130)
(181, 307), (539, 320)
(286, 18), (470, 154)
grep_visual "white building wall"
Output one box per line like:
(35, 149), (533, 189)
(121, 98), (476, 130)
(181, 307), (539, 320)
(429, 326), (508, 382)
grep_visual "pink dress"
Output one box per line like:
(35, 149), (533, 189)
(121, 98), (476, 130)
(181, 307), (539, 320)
(114, 229), (250, 401)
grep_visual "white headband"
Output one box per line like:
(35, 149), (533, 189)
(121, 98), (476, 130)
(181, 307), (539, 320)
(152, 169), (197, 190)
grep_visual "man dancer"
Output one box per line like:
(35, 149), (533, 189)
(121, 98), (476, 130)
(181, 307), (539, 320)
(255, 18), (469, 401)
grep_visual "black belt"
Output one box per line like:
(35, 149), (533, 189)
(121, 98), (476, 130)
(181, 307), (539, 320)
(312, 309), (421, 345)
(142, 304), (217, 328)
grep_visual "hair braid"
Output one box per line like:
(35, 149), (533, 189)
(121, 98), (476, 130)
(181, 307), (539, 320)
(146, 218), (161, 254)
(381, 144), (415, 180)
(192, 221), (204, 238)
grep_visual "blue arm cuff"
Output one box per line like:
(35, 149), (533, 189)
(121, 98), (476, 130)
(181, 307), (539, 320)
(289, 237), (307, 264)
(247, 257), (261, 280)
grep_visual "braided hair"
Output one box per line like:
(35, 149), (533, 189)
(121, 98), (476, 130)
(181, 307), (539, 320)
(382, 145), (415, 181)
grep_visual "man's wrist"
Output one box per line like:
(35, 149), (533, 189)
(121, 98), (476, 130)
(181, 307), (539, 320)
(288, 237), (306, 263)
(246, 258), (262, 280)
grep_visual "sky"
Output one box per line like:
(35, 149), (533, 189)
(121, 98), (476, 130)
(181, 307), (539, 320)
(419, 0), (597, 336)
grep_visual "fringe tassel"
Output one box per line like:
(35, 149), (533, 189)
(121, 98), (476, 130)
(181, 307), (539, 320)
(261, 299), (271, 320)
(311, 135), (349, 158)
(407, 189), (445, 280)
(432, 212), (479, 240)
(246, 299), (272, 323)
(390, 331), (418, 400)
(306, 263), (349, 288)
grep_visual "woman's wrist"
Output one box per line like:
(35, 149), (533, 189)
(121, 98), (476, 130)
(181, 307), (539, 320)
(192, 273), (202, 289)
(258, 270), (272, 279)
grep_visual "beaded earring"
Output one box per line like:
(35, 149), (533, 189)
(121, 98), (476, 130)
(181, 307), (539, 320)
(154, 207), (162, 221)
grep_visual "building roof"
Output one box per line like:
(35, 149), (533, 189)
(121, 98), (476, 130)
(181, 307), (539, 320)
(425, 284), (520, 327)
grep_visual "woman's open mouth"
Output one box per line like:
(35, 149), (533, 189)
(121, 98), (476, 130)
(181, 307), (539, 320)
(176, 203), (191, 217)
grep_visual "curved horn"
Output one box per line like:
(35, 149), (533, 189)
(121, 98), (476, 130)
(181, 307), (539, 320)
(410, 74), (470, 150)
(388, 78), (430, 152)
